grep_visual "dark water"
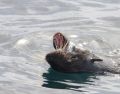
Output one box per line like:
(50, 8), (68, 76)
(0, 0), (120, 94)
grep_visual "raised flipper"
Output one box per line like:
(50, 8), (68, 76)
(53, 32), (69, 50)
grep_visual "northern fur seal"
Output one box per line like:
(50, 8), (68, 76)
(46, 32), (120, 73)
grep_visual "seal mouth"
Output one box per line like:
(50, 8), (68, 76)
(53, 32), (69, 51)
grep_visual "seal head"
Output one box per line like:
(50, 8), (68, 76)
(46, 32), (104, 73)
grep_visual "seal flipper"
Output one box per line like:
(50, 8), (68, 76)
(53, 32), (69, 50)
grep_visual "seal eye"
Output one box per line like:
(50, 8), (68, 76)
(71, 55), (78, 61)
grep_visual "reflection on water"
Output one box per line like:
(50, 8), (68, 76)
(42, 68), (98, 92)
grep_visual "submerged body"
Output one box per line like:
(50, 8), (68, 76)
(46, 32), (120, 73)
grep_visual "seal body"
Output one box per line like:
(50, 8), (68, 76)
(46, 49), (119, 73)
(46, 32), (120, 73)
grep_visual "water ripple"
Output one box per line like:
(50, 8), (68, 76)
(0, 0), (120, 94)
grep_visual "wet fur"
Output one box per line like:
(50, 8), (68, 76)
(46, 48), (120, 74)
(46, 33), (120, 74)
(46, 48), (103, 73)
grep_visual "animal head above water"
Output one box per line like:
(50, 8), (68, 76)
(46, 50), (88, 72)
(46, 32), (103, 73)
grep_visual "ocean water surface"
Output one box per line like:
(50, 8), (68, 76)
(0, 0), (120, 94)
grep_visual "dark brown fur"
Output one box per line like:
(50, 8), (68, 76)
(46, 33), (120, 73)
